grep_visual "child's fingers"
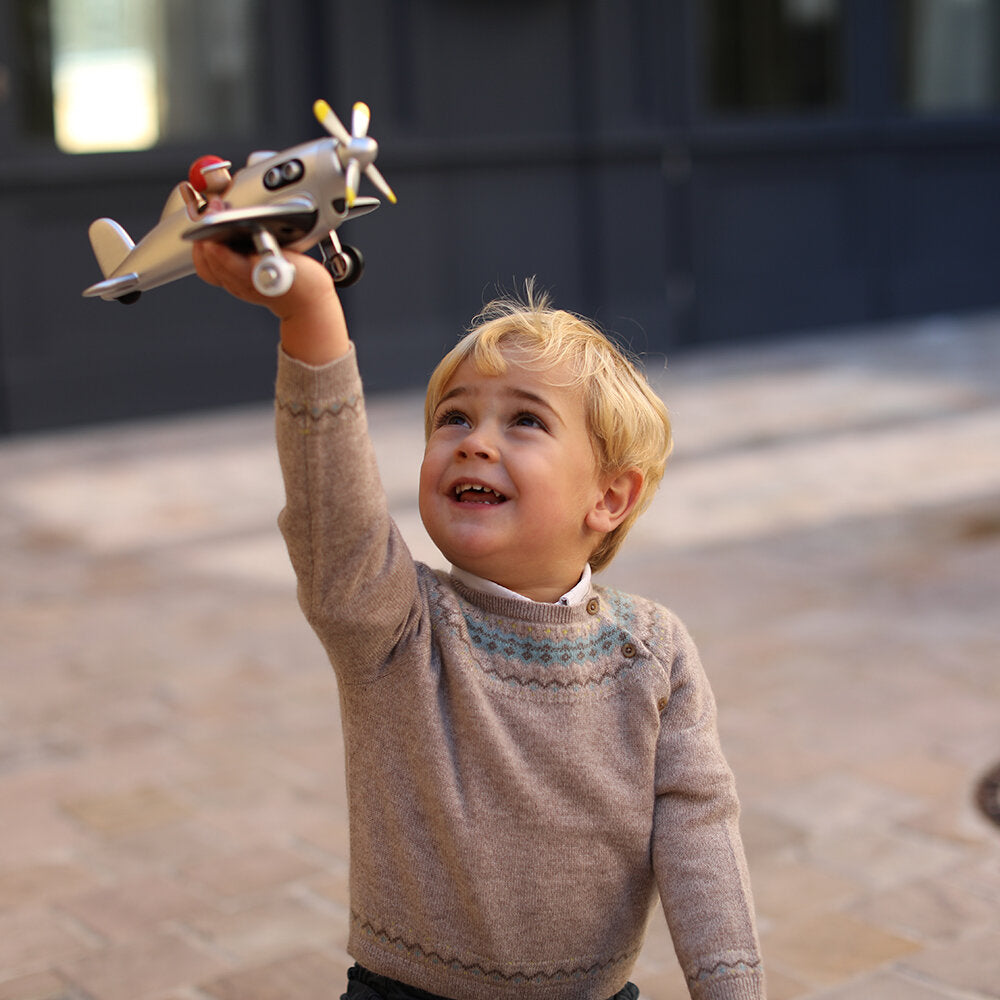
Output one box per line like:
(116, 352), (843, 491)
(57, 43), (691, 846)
(190, 241), (212, 284)
(192, 241), (261, 301)
(192, 240), (246, 285)
(191, 240), (230, 287)
(191, 240), (339, 319)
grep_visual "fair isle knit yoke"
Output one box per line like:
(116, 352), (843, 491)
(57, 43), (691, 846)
(274, 346), (765, 1000)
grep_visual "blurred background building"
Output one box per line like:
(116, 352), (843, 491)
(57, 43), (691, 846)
(1, 0), (999, 433)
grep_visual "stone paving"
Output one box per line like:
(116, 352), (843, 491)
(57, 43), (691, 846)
(2, 311), (1000, 1000)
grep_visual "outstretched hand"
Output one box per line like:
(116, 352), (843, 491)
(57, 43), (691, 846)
(191, 240), (330, 315)
(192, 240), (351, 365)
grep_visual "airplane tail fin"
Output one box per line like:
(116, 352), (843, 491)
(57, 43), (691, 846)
(88, 218), (135, 278)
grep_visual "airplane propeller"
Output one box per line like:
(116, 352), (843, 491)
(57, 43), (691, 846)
(314, 99), (397, 208)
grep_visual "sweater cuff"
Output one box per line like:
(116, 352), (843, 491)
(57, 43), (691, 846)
(275, 343), (362, 411)
(693, 969), (766, 1000)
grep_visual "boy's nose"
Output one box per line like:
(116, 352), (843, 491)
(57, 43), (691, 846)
(456, 428), (498, 461)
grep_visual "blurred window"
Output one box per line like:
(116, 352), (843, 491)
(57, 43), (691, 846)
(22, 0), (259, 153)
(899, 0), (1000, 114)
(705, 0), (844, 113)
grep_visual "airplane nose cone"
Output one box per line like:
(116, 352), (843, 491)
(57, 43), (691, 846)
(337, 136), (378, 170)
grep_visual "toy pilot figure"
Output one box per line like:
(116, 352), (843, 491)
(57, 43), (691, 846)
(180, 155), (233, 220)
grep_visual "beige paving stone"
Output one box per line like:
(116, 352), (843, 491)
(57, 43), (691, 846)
(200, 949), (351, 1000)
(739, 808), (809, 863)
(58, 873), (208, 941)
(303, 866), (351, 910)
(0, 862), (99, 909)
(60, 785), (192, 837)
(178, 845), (320, 899)
(0, 907), (92, 977)
(902, 794), (995, 849)
(751, 859), (861, 923)
(75, 820), (230, 879)
(56, 931), (229, 1000)
(0, 792), (87, 865)
(632, 973), (689, 1000)
(899, 930), (1000, 997)
(757, 773), (925, 838)
(851, 753), (976, 803)
(849, 876), (1000, 944)
(805, 969), (972, 998)
(761, 911), (921, 989)
(630, 916), (688, 1000)
(0, 971), (76, 1000)
(268, 732), (347, 799)
(181, 897), (340, 963)
(178, 763), (283, 809)
(294, 816), (353, 862)
(806, 827), (966, 891)
(763, 966), (812, 1000)
(197, 788), (341, 841)
(724, 747), (833, 807)
(943, 856), (1000, 903)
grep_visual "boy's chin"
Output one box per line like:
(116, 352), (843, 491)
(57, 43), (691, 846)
(425, 526), (505, 568)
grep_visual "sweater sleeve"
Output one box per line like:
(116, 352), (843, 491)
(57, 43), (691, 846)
(652, 620), (766, 1000)
(274, 345), (422, 684)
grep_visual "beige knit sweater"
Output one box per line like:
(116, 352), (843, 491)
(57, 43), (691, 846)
(275, 347), (765, 1000)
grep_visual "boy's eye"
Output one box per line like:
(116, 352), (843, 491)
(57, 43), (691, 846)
(435, 409), (469, 428)
(513, 412), (546, 430)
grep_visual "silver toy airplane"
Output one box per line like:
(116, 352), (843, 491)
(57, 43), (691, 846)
(83, 100), (395, 304)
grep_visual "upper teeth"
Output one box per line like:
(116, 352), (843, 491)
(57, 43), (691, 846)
(456, 483), (502, 498)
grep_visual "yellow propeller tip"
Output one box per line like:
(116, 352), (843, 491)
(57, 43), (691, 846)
(346, 191), (356, 208)
(353, 101), (371, 116)
(313, 99), (332, 122)
(386, 191), (398, 205)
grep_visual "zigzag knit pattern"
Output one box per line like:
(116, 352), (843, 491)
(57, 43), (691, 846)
(352, 912), (639, 987)
(463, 596), (636, 664)
(275, 391), (361, 422)
(429, 582), (665, 694)
(690, 958), (764, 984)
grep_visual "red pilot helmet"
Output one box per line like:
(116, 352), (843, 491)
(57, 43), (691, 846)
(187, 155), (232, 193)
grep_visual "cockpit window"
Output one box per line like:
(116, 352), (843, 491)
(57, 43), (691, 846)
(263, 159), (305, 190)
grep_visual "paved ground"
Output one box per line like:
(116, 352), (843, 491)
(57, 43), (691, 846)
(2, 310), (999, 1000)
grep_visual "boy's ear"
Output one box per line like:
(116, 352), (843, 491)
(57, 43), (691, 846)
(586, 468), (644, 534)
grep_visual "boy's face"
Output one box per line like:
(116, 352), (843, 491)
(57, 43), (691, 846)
(419, 352), (611, 603)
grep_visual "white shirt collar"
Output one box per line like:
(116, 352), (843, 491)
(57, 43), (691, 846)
(450, 564), (593, 607)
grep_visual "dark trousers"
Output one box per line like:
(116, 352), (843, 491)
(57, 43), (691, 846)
(341, 963), (640, 1000)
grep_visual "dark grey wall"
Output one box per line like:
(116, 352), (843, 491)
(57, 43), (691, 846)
(2, 0), (999, 433)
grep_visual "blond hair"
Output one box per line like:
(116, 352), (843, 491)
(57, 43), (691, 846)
(425, 285), (672, 571)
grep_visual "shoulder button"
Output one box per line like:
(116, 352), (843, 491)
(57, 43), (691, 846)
(586, 597), (600, 615)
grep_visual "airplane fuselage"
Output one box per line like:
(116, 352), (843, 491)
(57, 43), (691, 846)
(88, 137), (362, 297)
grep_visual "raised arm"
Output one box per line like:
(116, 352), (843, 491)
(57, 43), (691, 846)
(192, 240), (349, 365)
(193, 240), (421, 683)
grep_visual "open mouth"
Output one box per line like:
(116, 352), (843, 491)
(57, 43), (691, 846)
(454, 483), (507, 504)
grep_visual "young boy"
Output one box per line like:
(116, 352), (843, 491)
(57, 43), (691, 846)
(193, 242), (765, 1000)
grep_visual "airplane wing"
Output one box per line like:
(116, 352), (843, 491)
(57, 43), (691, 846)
(345, 196), (380, 221)
(183, 200), (318, 254)
(82, 272), (141, 300)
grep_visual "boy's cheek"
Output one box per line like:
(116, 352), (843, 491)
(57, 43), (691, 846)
(417, 460), (434, 499)
(417, 466), (444, 527)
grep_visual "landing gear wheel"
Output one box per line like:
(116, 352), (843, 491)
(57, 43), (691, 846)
(325, 244), (365, 288)
(249, 227), (296, 297)
(252, 254), (296, 297)
(117, 291), (142, 305)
